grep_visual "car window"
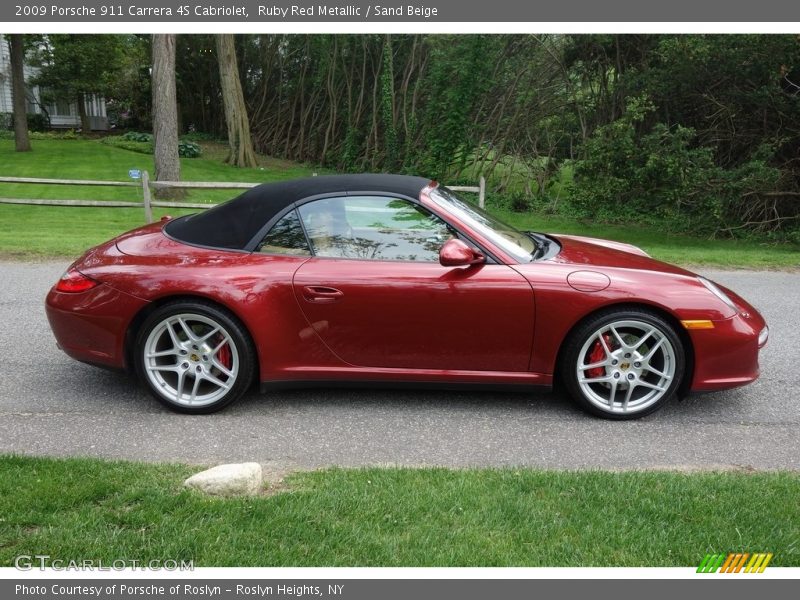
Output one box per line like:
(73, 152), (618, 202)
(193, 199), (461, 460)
(256, 209), (312, 256)
(297, 196), (452, 261)
(429, 186), (536, 262)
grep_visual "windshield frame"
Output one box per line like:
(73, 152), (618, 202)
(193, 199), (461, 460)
(424, 184), (538, 264)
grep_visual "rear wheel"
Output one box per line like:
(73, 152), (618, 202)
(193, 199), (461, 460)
(134, 301), (255, 414)
(561, 308), (685, 419)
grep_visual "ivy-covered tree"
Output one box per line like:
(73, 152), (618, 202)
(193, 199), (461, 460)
(215, 34), (258, 168)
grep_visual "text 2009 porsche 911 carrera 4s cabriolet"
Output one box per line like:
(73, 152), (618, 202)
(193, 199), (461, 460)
(45, 174), (768, 419)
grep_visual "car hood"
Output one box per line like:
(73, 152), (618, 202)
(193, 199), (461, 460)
(546, 233), (695, 277)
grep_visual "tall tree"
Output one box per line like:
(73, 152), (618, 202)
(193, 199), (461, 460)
(151, 34), (182, 197)
(9, 35), (31, 152)
(31, 35), (124, 132)
(215, 34), (258, 168)
(176, 35), (222, 135)
(105, 35), (152, 132)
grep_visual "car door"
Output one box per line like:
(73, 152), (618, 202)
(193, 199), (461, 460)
(291, 195), (535, 372)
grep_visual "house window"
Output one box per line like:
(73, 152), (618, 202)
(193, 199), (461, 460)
(26, 87), (38, 114)
(49, 98), (74, 117)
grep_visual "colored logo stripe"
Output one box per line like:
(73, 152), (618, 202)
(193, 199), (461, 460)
(697, 553), (772, 573)
(748, 553), (773, 573)
(697, 554), (725, 573)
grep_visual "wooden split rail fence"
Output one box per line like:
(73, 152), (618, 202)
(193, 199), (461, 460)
(0, 173), (487, 223)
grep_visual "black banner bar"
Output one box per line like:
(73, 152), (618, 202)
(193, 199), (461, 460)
(4, 0), (800, 23)
(3, 579), (798, 600)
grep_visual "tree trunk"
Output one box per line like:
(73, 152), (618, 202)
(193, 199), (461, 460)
(9, 35), (31, 152)
(151, 34), (183, 199)
(215, 34), (258, 168)
(76, 93), (91, 132)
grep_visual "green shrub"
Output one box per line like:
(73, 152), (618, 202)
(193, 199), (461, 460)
(180, 131), (218, 142)
(121, 131), (153, 143)
(101, 135), (201, 158)
(27, 113), (50, 132)
(101, 135), (153, 154)
(1, 112), (50, 132)
(178, 140), (201, 158)
(505, 190), (534, 213)
(569, 96), (784, 237)
(0, 129), (80, 140)
(31, 129), (80, 140)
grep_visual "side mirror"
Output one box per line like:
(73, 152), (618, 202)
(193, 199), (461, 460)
(439, 239), (485, 267)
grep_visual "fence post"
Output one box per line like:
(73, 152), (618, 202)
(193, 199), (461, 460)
(478, 175), (486, 209)
(141, 170), (153, 224)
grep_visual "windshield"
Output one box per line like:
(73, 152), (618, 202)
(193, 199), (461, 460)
(428, 186), (537, 262)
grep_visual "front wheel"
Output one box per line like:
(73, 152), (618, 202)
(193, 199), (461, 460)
(134, 301), (255, 414)
(561, 309), (685, 419)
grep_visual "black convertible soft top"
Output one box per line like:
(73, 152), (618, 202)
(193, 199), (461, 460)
(165, 173), (432, 250)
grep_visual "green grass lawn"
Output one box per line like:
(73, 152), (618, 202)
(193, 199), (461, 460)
(495, 209), (800, 270)
(1, 138), (799, 267)
(0, 138), (322, 258)
(0, 205), (197, 258)
(0, 138), (319, 203)
(0, 455), (797, 567)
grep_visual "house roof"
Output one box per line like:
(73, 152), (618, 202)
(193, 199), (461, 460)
(164, 173), (433, 250)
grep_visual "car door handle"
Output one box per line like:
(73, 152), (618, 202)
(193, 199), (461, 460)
(302, 286), (344, 303)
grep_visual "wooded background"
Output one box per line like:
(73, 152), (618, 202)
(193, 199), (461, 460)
(9, 34), (800, 242)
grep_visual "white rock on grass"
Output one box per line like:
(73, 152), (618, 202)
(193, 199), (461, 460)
(184, 463), (263, 496)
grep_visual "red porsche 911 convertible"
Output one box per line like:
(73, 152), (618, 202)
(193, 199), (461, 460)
(45, 174), (768, 419)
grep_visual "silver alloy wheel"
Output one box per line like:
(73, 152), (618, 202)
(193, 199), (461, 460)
(575, 319), (676, 415)
(143, 313), (240, 408)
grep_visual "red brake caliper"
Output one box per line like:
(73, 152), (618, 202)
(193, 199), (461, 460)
(586, 334), (613, 378)
(215, 335), (232, 372)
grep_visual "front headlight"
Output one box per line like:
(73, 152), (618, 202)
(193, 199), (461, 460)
(758, 326), (769, 347)
(697, 276), (740, 314)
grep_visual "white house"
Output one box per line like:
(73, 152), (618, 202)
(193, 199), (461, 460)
(0, 34), (109, 131)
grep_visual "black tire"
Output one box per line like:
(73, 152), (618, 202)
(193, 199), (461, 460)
(134, 300), (256, 414)
(560, 308), (685, 420)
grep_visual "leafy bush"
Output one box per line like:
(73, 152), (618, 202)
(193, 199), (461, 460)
(0, 129), (80, 140)
(27, 113), (50, 132)
(121, 131), (153, 143)
(505, 191), (534, 213)
(101, 135), (153, 154)
(1, 112), (50, 132)
(569, 96), (785, 237)
(101, 135), (201, 158)
(32, 129), (80, 140)
(180, 131), (218, 142)
(178, 140), (201, 158)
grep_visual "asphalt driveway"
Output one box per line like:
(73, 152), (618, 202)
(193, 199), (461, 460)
(1, 261), (797, 470)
